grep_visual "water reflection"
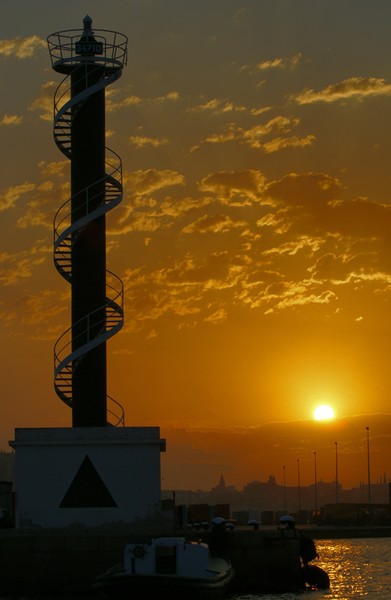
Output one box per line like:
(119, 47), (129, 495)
(315, 538), (391, 599)
(234, 593), (298, 600)
(233, 538), (391, 599)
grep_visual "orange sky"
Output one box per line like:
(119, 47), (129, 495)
(1, 1), (391, 490)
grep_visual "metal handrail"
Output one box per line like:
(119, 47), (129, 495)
(47, 29), (128, 69)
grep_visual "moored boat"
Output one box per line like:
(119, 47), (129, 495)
(94, 536), (235, 600)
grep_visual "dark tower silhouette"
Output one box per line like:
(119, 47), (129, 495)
(48, 16), (127, 427)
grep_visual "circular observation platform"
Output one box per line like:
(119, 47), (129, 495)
(47, 28), (128, 75)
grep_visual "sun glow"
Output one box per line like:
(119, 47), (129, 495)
(313, 404), (335, 421)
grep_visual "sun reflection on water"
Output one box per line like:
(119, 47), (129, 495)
(233, 537), (391, 599)
(315, 538), (391, 599)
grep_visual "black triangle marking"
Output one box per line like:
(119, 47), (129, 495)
(59, 455), (117, 508)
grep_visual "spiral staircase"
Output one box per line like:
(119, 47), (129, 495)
(48, 21), (127, 426)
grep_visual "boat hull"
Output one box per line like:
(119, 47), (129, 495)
(94, 567), (235, 600)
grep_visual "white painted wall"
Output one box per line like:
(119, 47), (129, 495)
(10, 427), (166, 528)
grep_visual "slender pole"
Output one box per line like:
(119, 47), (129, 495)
(283, 465), (287, 513)
(172, 490), (176, 533)
(297, 459), (301, 512)
(314, 451), (318, 514)
(335, 441), (339, 504)
(366, 427), (371, 508)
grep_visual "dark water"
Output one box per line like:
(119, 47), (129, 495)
(6, 538), (391, 599)
(233, 537), (391, 599)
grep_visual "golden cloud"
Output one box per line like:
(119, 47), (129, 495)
(243, 116), (299, 142)
(0, 244), (50, 286)
(116, 170), (391, 326)
(202, 124), (239, 145)
(107, 193), (212, 237)
(122, 95), (143, 105)
(111, 212), (162, 235)
(129, 135), (169, 148)
(164, 252), (231, 285)
(199, 169), (266, 201)
(190, 98), (248, 114)
(294, 76), (391, 104)
(160, 196), (212, 218)
(0, 35), (46, 59)
(0, 182), (36, 212)
(272, 288), (337, 311)
(38, 160), (69, 179)
(123, 277), (201, 323)
(326, 197), (391, 239)
(261, 135), (316, 153)
(15, 176), (69, 230)
(0, 114), (23, 126)
(5, 290), (67, 341)
(29, 81), (57, 121)
(107, 94), (142, 111)
(182, 214), (247, 234)
(261, 236), (322, 258)
(108, 90), (179, 112)
(266, 172), (344, 206)
(17, 200), (54, 230)
(198, 115), (314, 154)
(306, 250), (382, 285)
(257, 53), (302, 71)
(126, 169), (185, 196)
(32, 157), (391, 331)
(122, 251), (245, 325)
(204, 308), (228, 324)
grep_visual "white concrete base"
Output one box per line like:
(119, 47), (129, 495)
(9, 427), (166, 528)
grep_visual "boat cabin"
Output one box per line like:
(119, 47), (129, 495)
(123, 537), (211, 577)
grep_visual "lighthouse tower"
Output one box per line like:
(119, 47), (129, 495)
(51, 15), (125, 427)
(10, 17), (165, 528)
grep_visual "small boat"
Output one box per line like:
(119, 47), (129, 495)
(94, 536), (235, 600)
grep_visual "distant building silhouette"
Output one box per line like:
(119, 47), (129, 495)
(164, 472), (391, 519)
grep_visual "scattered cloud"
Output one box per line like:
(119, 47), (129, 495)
(266, 172), (344, 207)
(29, 80), (57, 121)
(294, 76), (391, 104)
(262, 134), (316, 153)
(108, 90), (180, 112)
(15, 163), (69, 230)
(0, 35), (46, 59)
(257, 53), (303, 71)
(182, 214), (247, 234)
(129, 135), (169, 148)
(159, 196), (212, 219)
(2, 290), (67, 341)
(0, 114), (23, 126)
(107, 93), (142, 111)
(0, 182), (36, 212)
(198, 169), (266, 202)
(0, 242), (51, 286)
(196, 115), (315, 154)
(204, 308), (228, 324)
(38, 160), (69, 179)
(107, 170), (187, 235)
(190, 98), (248, 114)
(126, 169), (185, 196)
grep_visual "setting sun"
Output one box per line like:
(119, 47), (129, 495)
(313, 405), (335, 421)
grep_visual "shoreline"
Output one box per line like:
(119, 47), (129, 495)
(293, 524), (391, 539)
